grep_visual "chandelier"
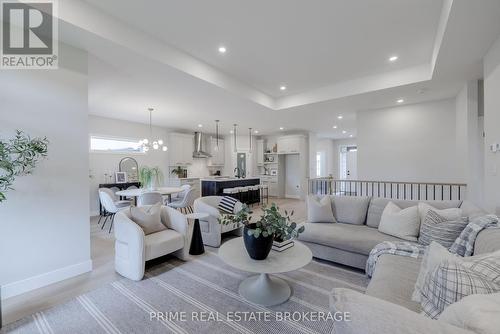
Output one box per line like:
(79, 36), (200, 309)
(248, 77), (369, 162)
(139, 107), (167, 152)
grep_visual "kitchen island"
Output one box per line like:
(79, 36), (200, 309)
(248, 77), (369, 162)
(201, 177), (260, 204)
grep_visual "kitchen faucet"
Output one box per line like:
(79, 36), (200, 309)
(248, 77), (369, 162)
(234, 167), (242, 178)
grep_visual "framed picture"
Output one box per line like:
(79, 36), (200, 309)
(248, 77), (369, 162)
(115, 172), (127, 183)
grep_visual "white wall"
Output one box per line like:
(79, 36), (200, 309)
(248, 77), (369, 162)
(316, 139), (335, 177)
(357, 99), (465, 183)
(455, 81), (484, 206)
(483, 35), (500, 213)
(0, 44), (91, 299)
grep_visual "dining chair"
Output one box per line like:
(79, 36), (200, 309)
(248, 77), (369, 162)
(168, 188), (197, 213)
(167, 184), (191, 204)
(137, 191), (163, 206)
(98, 188), (131, 233)
(97, 188), (132, 227)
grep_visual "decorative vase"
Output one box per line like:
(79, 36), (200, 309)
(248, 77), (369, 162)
(243, 224), (273, 260)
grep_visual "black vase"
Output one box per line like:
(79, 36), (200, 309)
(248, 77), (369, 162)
(243, 224), (273, 260)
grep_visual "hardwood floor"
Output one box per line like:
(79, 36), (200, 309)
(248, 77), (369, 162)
(1, 197), (306, 325)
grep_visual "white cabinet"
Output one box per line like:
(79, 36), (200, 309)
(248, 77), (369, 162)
(261, 175), (278, 197)
(256, 139), (264, 165)
(208, 138), (225, 166)
(277, 135), (303, 154)
(168, 133), (194, 166)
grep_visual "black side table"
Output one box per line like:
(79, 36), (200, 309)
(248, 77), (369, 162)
(186, 213), (208, 255)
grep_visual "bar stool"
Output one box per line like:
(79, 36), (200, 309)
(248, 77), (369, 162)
(223, 187), (240, 201)
(260, 184), (269, 204)
(248, 185), (260, 206)
(237, 186), (250, 204)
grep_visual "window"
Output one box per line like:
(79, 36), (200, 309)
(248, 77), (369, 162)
(90, 135), (144, 153)
(316, 151), (326, 177)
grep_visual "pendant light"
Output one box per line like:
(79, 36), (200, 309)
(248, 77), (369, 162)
(248, 128), (252, 153)
(214, 120), (220, 151)
(233, 124), (238, 152)
(139, 108), (167, 152)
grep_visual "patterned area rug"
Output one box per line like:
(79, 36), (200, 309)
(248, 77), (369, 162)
(2, 251), (368, 334)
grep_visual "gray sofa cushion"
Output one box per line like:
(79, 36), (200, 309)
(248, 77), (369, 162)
(366, 254), (422, 312)
(299, 222), (402, 255)
(366, 198), (462, 228)
(474, 227), (500, 255)
(331, 195), (371, 225)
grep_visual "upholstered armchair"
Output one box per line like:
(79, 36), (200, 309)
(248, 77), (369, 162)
(193, 196), (244, 247)
(114, 205), (193, 281)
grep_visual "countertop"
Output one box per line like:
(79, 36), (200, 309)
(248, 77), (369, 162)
(200, 177), (261, 182)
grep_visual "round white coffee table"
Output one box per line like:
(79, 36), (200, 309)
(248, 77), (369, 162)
(219, 237), (312, 306)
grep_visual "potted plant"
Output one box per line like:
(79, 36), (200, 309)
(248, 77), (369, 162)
(219, 203), (305, 260)
(171, 166), (186, 178)
(139, 166), (163, 190)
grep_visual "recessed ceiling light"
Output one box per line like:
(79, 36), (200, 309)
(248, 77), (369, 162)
(349, 134), (353, 137)
(280, 86), (287, 91)
(397, 99), (404, 103)
(279, 127), (284, 130)
(230, 130), (234, 134)
(333, 125), (338, 129)
(218, 46), (227, 53)
(389, 56), (398, 62)
(342, 130), (347, 134)
(337, 115), (343, 119)
(197, 124), (203, 128)
(254, 130), (259, 134)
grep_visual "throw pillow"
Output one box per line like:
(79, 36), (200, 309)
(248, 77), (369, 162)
(412, 242), (460, 302)
(130, 203), (165, 235)
(218, 196), (238, 214)
(418, 202), (462, 224)
(439, 292), (500, 334)
(418, 210), (468, 248)
(307, 195), (336, 223)
(378, 202), (420, 241)
(420, 253), (500, 319)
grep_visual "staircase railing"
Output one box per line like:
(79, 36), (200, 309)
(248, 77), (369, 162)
(308, 178), (467, 201)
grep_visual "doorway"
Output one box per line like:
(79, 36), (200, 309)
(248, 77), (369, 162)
(340, 145), (357, 180)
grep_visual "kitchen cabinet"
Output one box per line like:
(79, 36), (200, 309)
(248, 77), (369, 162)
(256, 139), (264, 165)
(277, 135), (304, 154)
(168, 133), (194, 166)
(208, 138), (225, 166)
(260, 175), (278, 197)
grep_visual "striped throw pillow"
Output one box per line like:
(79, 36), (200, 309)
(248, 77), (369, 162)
(420, 254), (500, 318)
(418, 210), (468, 248)
(218, 196), (238, 214)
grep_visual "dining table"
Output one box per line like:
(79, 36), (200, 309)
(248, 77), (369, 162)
(115, 187), (184, 205)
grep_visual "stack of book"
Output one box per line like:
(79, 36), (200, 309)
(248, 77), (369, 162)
(272, 239), (294, 252)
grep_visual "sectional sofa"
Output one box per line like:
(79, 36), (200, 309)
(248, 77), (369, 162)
(298, 196), (483, 269)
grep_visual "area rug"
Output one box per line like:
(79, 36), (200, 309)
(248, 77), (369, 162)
(2, 251), (368, 334)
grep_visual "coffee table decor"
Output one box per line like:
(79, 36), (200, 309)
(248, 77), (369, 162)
(219, 237), (312, 306)
(218, 203), (305, 260)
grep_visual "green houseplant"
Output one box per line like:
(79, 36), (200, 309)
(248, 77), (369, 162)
(139, 166), (163, 190)
(0, 130), (49, 203)
(219, 203), (305, 260)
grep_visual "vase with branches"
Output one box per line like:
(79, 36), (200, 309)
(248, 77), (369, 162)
(139, 166), (163, 190)
(0, 130), (49, 203)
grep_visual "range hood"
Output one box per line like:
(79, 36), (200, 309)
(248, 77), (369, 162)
(193, 132), (212, 158)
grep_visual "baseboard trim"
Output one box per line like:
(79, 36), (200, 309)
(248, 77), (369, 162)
(285, 194), (301, 199)
(90, 211), (99, 217)
(1, 259), (93, 300)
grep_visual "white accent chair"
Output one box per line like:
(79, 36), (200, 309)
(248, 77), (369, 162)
(114, 205), (193, 281)
(193, 196), (244, 247)
(168, 184), (191, 204)
(168, 188), (197, 213)
(137, 191), (163, 206)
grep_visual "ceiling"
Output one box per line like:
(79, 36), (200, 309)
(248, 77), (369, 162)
(84, 0), (443, 97)
(54, 0), (500, 138)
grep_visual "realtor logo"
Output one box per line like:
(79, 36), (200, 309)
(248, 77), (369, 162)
(1, 0), (58, 69)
